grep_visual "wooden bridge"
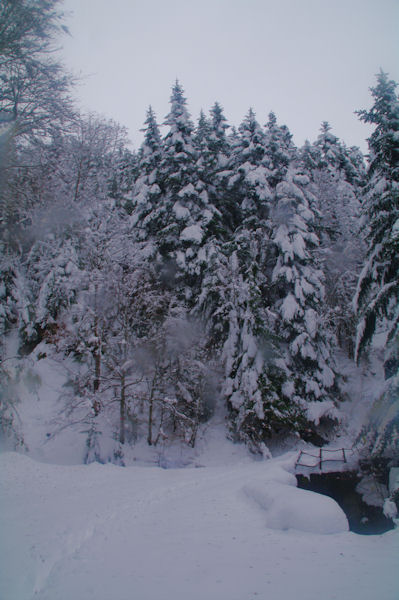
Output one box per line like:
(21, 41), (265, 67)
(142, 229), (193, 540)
(295, 447), (354, 470)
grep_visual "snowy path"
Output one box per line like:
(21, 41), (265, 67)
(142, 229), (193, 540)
(0, 452), (398, 600)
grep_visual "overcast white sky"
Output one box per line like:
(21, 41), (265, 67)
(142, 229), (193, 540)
(60, 0), (399, 153)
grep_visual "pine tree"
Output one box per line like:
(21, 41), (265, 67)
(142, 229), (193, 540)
(194, 110), (219, 184)
(145, 81), (220, 301)
(220, 251), (288, 453)
(269, 164), (339, 442)
(161, 80), (196, 191)
(27, 236), (80, 341)
(5, 75), (395, 458)
(0, 248), (19, 344)
(304, 123), (366, 357)
(208, 102), (230, 165)
(132, 106), (164, 239)
(354, 72), (399, 460)
(235, 108), (272, 223)
(264, 111), (296, 187)
(357, 377), (399, 459)
(202, 111), (301, 450)
(354, 72), (399, 367)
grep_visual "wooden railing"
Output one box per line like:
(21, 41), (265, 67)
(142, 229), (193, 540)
(295, 447), (353, 470)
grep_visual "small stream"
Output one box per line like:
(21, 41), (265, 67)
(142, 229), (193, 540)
(296, 471), (395, 535)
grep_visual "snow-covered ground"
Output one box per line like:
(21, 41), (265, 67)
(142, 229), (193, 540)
(1, 336), (397, 599)
(1, 448), (398, 600)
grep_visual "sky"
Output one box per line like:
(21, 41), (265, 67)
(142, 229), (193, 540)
(60, 0), (399, 153)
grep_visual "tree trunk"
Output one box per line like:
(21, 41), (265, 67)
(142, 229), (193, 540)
(147, 394), (153, 446)
(92, 284), (101, 416)
(93, 347), (101, 394)
(120, 374), (126, 444)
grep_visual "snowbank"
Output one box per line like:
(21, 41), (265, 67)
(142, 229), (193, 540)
(1, 451), (398, 600)
(244, 481), (349, 534)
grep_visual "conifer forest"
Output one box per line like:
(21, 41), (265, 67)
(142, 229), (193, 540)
(0, 0), (398, 466)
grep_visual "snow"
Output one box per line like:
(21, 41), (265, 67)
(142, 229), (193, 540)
(383, 499), (398, 519)
(245, 165), (269, 187)
(201, 208), (214, 224)
(173, 201), (190, 220)
(389, 467), (399, 494)
(241, 326), (258, 359)
(317, 364), (335, 388)
(2, 344), (88, 465)
(282, 380), (295, 398)
(304, 308), (318, 338)
(1, 450), (398, 600)
(276, 181), (305, 202)
(301, 340), (317, 361)
(273, 224), (294, 261)
(243, 480), (348, 534)
(292, 232), (307, 259)
(281, 292), (302, 321)
(293, 173), (310, 186)
(334, 344), (387, 447)
(306, 400), (339, 426)
(177, 183), (195, 197)
(180, 224), (204, 243)
(305, 379), (322, 398)
(356, 475), (387, 507)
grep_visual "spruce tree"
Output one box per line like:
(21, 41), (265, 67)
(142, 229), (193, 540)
(235, 108), (272, 224)
(208, 102), (230, 166)
(207, 111), (296, 450)
(305, 123), (365, 356)
(150, 81), (220, 300)
(220, 250), (287, 453)
(354, 71), (399, 367)
(264, 111), (296, 187)
(269, 163), (339, 441)
(194, 110), (213, 181)
(132, 106), (164, 239)
(354, 72), (399, 459)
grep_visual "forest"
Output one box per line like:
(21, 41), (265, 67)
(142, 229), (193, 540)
(0, 0), (398, 466)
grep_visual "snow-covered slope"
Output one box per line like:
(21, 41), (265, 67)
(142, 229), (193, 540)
(1, 451), (397, 600)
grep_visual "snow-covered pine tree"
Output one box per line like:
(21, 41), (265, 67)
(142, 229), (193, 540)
(354, 71), (399, 367)
(131, 106), (164, 238)
(264, 111), (296, 187)
(354, 72), (399, 459)
(0, 248), (20, 345)
(269, 163), (340, 442)
(358, 376), (399, 460)
(220, 250), (286, 454)
(145, 81), (220, 302)
(312, 122), (365, 238)
(107, 145), (137, 207)
(198, 103), (243, 234)
(208, 102), (230, 166)
(303, 122), (365, 357)
(26, 236), (80, 344)
(0, 248), (32, 449)
(266, 113), (338, 441)
(194, 110), (213, 180)
(197, 110), (290, 451)
(234, 109), (272, 225)
(194, 105), (230, 220)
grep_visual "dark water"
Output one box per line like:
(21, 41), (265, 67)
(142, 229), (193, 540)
(296, 471), (395, 535)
